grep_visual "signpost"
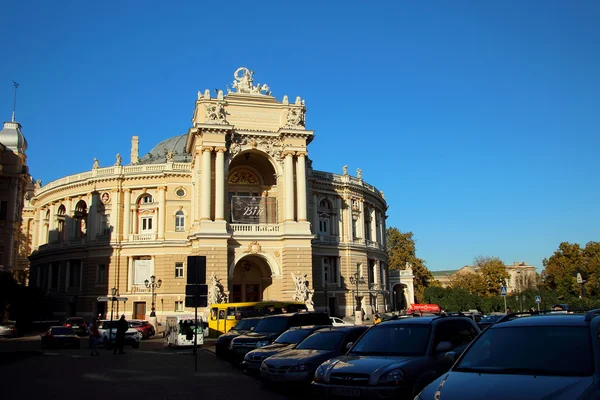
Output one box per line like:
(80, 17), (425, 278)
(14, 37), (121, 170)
(535, 295), (541, 311)
(500, 286), (508, 313)
(97, 295), (128, 348)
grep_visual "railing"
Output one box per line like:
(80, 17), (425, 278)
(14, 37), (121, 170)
(229, 224), (280, 234)
(316, 234), (340, 243)
(312, 169), (384, 198)
(130, 233), (157, 241)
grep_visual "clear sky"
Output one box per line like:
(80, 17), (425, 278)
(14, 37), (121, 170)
(1, 1), (599, 272)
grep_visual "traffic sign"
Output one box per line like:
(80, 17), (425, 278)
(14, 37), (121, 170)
(97, 296), (128, 302)
(500, 286), (508, 296)
(535, 295), (541, 304)
(577, 273), (583, 284)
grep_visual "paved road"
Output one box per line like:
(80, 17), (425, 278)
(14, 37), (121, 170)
(0, 336), (286, 400)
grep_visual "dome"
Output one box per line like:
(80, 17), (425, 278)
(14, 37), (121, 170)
(0, 121), (27, 154)
(139, 134), (192, 164)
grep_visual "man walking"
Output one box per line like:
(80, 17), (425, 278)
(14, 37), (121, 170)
(114, 314), (128, 355)
(89, 317), (100, 356)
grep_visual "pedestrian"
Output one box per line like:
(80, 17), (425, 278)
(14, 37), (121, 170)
(506, 307), (511, 314)
(89, 317), (100, 356)
(114, 314), (128, 355)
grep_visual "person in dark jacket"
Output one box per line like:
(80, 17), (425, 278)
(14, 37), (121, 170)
(114, 314), (128, 354)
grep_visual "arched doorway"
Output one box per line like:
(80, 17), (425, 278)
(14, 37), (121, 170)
(230, 256), (273, 302)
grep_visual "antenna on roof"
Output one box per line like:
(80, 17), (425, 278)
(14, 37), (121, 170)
(11, 81), (19, 122)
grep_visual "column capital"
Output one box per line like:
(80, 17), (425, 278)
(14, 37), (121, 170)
(296, 151), (308, 157)
(158, 186), (167, 191)
(282, 150), (295, 157)
(202, 146), (214, 152)
(123, 188), (132, 193)
(215, 146), (227, 153)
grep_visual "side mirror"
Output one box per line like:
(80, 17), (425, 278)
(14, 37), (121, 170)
(444, 351), (457, 363)
(346, 342), (354, 350)
(435, 341), (454, 353)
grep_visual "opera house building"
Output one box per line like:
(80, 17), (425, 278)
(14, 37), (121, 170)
(24, 68), (390, 321)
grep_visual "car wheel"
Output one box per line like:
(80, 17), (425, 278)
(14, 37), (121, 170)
(132, 342), (140, 349)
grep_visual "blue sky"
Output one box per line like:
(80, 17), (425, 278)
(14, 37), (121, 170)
(1, 1), (599, 272)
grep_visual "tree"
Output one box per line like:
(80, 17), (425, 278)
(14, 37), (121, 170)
(448, 269), (487, 296)
(386, 227), (433, 301)
(542, 241), (600, 297)
(475, 256), (510, 296)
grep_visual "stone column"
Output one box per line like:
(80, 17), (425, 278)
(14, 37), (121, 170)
(127, 257), (133, 292)
(37, 208), (46, 246)
(193, 151), (201, 222)
(284, 152), (295, 221)
(65, 261), (71, 289)
(158, 186), (166, 239)
(358, 200), (365, 240)
(296, 152), (308, 221)
(123, 189), (131, 239)
(336, 197), (343, 238)
(371, 207), (377, 243)
(201, 147), (213, 220)
(48, 203), (56, 233)
(132, 205), (139, 234)
(312, 194), (319, 233)
(215, 148), (226, 220)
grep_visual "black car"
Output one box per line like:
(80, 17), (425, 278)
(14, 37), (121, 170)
(65, 317), (88, 336)
(229, 312), (331, 363)
(260, 325), (369, 386)
(416, 310), (600, 400)
(41, 326), (80, 349)
(476, 314), (505, 330)
(242, 325), (330, 373)
(312, 315), (480, 399)
(216, 316), (264, 359)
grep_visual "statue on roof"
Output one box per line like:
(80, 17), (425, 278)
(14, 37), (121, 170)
(231, 67), (270, 95)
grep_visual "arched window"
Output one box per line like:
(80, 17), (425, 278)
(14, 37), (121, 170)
(139, 194), (153, 204)
(57, 205), (66, 242)
(318, 198), (335, 236)
(175, 211), (185, 232)
(74, 200), (88, 239)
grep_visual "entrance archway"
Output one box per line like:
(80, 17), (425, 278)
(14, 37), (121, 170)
(230, 256), (273, 302)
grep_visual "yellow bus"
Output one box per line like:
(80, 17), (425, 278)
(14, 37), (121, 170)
(208, 300), (307, 337)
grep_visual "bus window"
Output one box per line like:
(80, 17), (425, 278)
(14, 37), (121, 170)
(238, 306), (254, 318)
(211, 308), (218, 321)
(218, 310), (225, 320)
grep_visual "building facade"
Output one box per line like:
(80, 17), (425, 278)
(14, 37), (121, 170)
(26, 68), (390, 321)
(0, 118), (30, 284)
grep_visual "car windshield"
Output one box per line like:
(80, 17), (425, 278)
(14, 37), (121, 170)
(349, 325), (431, 356)
(455, 326), (593, 376)
(296, 331), (345, 351)
(479, 315), (504, 324)
(253, 317), (289, 334)
(129, 321), (142, 327)
(232, 319), (260, 331)
(275, 329), (314, 344)
(51, 327), (74, 335)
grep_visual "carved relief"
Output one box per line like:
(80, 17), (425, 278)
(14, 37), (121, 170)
(230, 67), (270, 95)
(204, 102), (227, 124)
(284, 107), (306, 129)
(292, 272), (314, 310)
(244, 240), (262, 254)
(207, 273), (228, 307)
(228, 132), (284, 163)
(228, 169), (259, 185)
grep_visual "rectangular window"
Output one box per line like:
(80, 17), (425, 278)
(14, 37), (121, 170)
(0, 200), (7, 220)
(97, 264), (107, 284)
(102, 214), (111, 235)
(352, 219), (358, 239)
(141, 217), (153, 232)
(319, 218), (329, 234)
(69, 263), (81, 288)
(175, 301), (184, 312)
(323, 257), (339, 284)
(175, 262), (184, 278)
(175, 214), (185, 231)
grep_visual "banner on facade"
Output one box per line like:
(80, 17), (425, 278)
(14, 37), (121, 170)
(231, 196), (277, 224)
(133, 259), (153, 285)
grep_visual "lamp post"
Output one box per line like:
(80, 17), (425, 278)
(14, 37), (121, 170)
(144, 275), (162, 317)
(349, 270), (366, 324)
(109, 287), (117, 346)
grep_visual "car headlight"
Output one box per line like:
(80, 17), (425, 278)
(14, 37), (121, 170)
(228, 341), (235, 350)
(136, 332), (143, 339)
(255, 340), (269, 348)
(260, 362), (268, 371)
(314, 365), (326, 382)
(378, 368), (404, 386)
(289, 364), (312, 373)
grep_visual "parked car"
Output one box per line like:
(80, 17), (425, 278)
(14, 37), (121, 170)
(330, 317), (353, 327)
(476, 313), (505, 330)
(416, 311), (600, 400)
(97, 320), (142, 349)
(229, 312), (331, 363)
(41, 326), (80, 349)
(129, 320), (155, 339)
(261, 325), (368, 386)
(216, 316), (263, 359)
(0, 321), (19, 338)
(242, 325), (330, 373)
(312, 315), (480, 399)
(64, 317), (88, 336)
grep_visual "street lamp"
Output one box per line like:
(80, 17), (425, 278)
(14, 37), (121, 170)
(144, 275), (162, 317)
(349, 272), (366, 314)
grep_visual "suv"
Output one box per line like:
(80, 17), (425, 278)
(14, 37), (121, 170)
(65, 317), (88, 336)
(416, 310), (600, 400)
(312, 315), (480, 399)
(229, 312), (331, 363)
(216, 316), (264, 359)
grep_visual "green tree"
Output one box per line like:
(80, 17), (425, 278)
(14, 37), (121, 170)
(475, 256), (510, 296)
(448, 269), (487, 296)
(542, 241), (600, 297)
(386, 227), (433, 301)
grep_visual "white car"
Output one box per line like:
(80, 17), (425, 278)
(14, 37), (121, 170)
(97, 320), (142, 348)
(330, 317), (354, 327)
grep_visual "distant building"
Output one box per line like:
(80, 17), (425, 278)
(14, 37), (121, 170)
(431, 262), (537, 293)
(0, 119), (30, 284)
